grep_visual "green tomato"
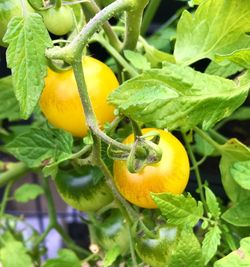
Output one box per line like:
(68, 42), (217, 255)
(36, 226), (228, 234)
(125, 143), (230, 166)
(135, 225), (180, 267)
(93, 209), (129, 256)
(0, 0), (32, 46)
(41, 6), (74, 35)
(55, 166), (113, 212)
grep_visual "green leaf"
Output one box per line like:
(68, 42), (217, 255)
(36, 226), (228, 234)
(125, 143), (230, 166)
(168, 227), (203, 267)
(205, 61), (243, 78)
(193, 133), (215, 156)
(215, 48), (250, 69)
(151, 193), (204, 227)
(205, 187), (221, 219)
(43, 249), (81, 267)
(230, 161), (250, 190)
(103, 245), (121, 267)
(142, 41), (175, 67)
(6, 128), (73, 168)
(3, 13), (52, 119)
(147, 24), (176, 52)
(228, 107), (250, 121)
(220, 139), (250, 202)
(0, 76), (20, 121)
(14, 184), (44, 203)
(0, 241), (32, 267)
(174, 0), (250, 65)
(109, 63), (249, 131)
(124, 50), (150, 71)
(201, 225), (221, 265)
(214, 237), (250, 267)
(222, 198), (250, 227)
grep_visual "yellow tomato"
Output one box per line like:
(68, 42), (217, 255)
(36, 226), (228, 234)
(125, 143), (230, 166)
(39, 56), (119, 137)
(113, 128), (190, 209)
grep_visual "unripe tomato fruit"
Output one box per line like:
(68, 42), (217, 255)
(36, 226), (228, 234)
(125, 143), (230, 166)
(92, 209), (129, 256)
(135, 225), (180, 267)
(40, 6), (74, 36)
(55, 166), (113, 212)
(113, 128), (190, 208)
(39, 56), (119, 137)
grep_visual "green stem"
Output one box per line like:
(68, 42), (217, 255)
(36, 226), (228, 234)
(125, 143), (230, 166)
(0, 181), (13, 216)
(141, 0), (161, 36)
(70, 145), (92, 159)
(208, 129), (228, 144)
(194, 127), (223, 152)
(81, 253), (99, 264)
(93, 135), (139, 222)
(91, 35), (138, 77)
(126, 223), (137, 267)
(46, 0), (134, 61)
(182, 133), (208, 214)
(71, 60), (130, 152)
(123, 0), (149, 50)
(0, 162), (29, 188)
(33, 224), (53, 248)
(42, 176), (89, 256)
(55, 224), (89, 255)
(84, 0), (122, 51)
(42, 177), (57, 225)
(190, 155), (207, 171)
(55, 0), (62, 9)
(131, 118), (142, 137)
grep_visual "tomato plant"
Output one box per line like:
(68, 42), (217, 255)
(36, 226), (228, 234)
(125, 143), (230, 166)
(114, 128), (190, 208)
(1, 0), (250, 266)
(39, 56), (119, 137)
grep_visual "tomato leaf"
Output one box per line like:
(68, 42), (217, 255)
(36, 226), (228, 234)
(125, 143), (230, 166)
(43, 249), (81, 267)
(124, 50), (150, 71)
(109, 63), (249, 131)
(205, 187), (221, 219)
(168, 227), (203, 267)
(0, 76), (20, 121)
(221, 198), (250, 227)
(201, 225), (221, 265)
(151, 192), (204, 227)
(214, 237), (250, 267)
(103, 245), (121, 267)
(174, 0), (250, 65)
(0, 240), (33, 267)
(14, 183), (44, 203)
(205, 61), (243, 78)
(220, 139), (250, 202)
(6, 128), (73, 168)
(3, 13), (52, 119)
(230, 161), (250, 190)
(215, 49), (250, 69)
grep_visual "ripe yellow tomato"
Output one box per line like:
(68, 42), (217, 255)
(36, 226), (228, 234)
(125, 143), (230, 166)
(113, 128), (190, 209)
(39, 56), (119, 137)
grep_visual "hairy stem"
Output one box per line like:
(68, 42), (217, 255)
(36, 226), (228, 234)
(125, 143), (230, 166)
(0, 181), (13, 216)
(46, 0), (134, 61)
(194, 127), (223, 152)
(91, 35), (138, 77)
(84, 0), (122, 51)
(123, 0), (149, 50)
(182, 133), (208, 214)
(141, 0), (161, 35)
(0, 162), (29, 188)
